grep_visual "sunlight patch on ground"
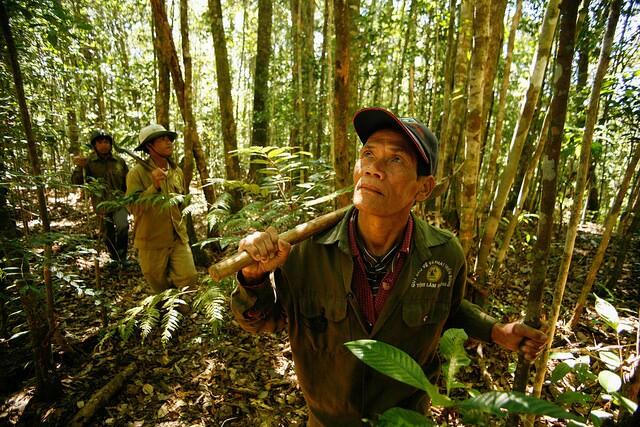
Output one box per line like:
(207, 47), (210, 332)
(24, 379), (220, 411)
(0, 386), (34, 423)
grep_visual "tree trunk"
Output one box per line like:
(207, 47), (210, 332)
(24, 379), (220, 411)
(561, 0), (623, 328)
(151, 0), (216, 207)
(208, 0), (241, 182)
(474, 0), (560, 285)
(314, 0), (332, 160)
(606, 178), (640, 288)
(495, 106), (551, 269)
(437, 0), (458, 140)
(180, 0), (195, 189)
(479, 0), (507, 147)
(511, 0), (580, 400)
(392, 0), (417, 112)
(459, 0), (489, 255)
(439, 0), (472, 214)
(152, 13), (170, 128)
(333, 0), (358, 207)
(569, 143), (639, 329)
(249, 0), (272, 182)
(0, 0), (61, 400)
(478, 0), (520, 216)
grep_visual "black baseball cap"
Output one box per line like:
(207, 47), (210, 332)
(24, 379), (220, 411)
(89, 129), (113, 146)
(353, 107), (439, 176)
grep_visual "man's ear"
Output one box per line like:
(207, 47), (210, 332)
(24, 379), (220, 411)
(415, 175), (436, 202)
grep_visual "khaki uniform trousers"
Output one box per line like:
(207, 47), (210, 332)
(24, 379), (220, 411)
(137, 240), (197, 294)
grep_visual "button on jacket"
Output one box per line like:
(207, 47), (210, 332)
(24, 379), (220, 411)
(125, 162), (189, 249)
(231, 206), (498, 426)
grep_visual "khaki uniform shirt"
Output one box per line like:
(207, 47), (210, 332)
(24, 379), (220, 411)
(231, 207), (497, 426)
(71, 152), (128, 212)
(125, 161), (189, 249)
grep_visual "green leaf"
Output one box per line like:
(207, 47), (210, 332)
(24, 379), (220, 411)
(551, 362), (572, 383)
(594, 295), (619, 331)
(598, 351), (620, 370)
(612, 392), (638, 414)
(598, 370), (621, 393)
(457, 391), (584, 421)
(439, 329), (471, 395)
(573, 363), (597, 384)
(556, 391), (593, 406)
(377, 407), (435, 426)
(344, 340), (452, 407)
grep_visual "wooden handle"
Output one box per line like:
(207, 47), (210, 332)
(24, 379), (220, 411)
(208, 206), (350, 281)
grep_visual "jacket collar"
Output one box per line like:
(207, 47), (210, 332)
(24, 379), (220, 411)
(314, 205), (452, 258)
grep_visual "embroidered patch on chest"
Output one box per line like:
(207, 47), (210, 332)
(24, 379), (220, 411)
(411, 260), (453, 289)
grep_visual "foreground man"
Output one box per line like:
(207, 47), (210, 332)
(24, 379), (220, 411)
(126, 124), (197, 295)
(231, 108), (548, 426)
(72, 130), (129, 267)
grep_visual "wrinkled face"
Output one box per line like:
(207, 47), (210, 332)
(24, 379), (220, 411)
(352, 129), (432, 218)
(94, 138), (112, 155)
(148, 135), (173, 157)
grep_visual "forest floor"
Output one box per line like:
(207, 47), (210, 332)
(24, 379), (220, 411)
(0, 194), (638, 427)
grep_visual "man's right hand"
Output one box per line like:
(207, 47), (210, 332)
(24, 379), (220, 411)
(239, 226), (291, 283)
(73, 155), (88, 167)
(151, 168), (168, 190)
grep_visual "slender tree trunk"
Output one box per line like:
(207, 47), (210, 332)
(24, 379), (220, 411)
(478, 0), (520, 216)
(248, 0), (273, 182)
(314, 0), (332, 160)
(495, 108), (550, 269)
(509, 0), (580, 404)
(569, 143), (639, 328)
(440, 0), (472, 215)
(606, 178), (640, 288)
(180, 0), (195, 188)
(459, 0), (489, 255)
(474, 0), (561, 285)
(437, 0), (458, 140)
(557, 0), (622, 328)
(333, 0), (358, 207)
(151, 0), (216, 207)
(208, 0), (241, 184)
(479, 0), (507, 147)
(0, 0), (61, 400)
(393, 0), (417, 112)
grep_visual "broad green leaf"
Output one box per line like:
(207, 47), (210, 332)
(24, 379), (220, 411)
(551, 362), (572, 383)
(557, 391), (593, 405)
(345, 340), (452, 407)
(598, 351), (620, 370)
(439, 329), (471, 395)
(598, 370), (621, 393)
(573, 363), (597, 384)
(594, 295), (619, 331)
(457, 391), (584, 421)
(612, 392), (638, 414)
(377, 407), (435, 427)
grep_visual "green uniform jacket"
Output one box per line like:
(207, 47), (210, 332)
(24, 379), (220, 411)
(231, 207), (498, 426)
(125, 161), (189, 249)
(71, 152), (128, 212)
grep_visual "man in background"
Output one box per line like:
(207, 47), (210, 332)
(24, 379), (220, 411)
(72, 129), (129, 268)
(126, 124), (197, 296)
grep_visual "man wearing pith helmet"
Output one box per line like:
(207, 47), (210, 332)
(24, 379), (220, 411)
(230, 108), (548, 425)
(125, 124), (197, 295)
(72, 129), (129, 268)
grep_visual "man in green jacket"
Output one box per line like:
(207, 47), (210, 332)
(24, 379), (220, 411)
(231, 107), (548, 426)
(72, 130), (129, 266)
(126, 124), (197, 295)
